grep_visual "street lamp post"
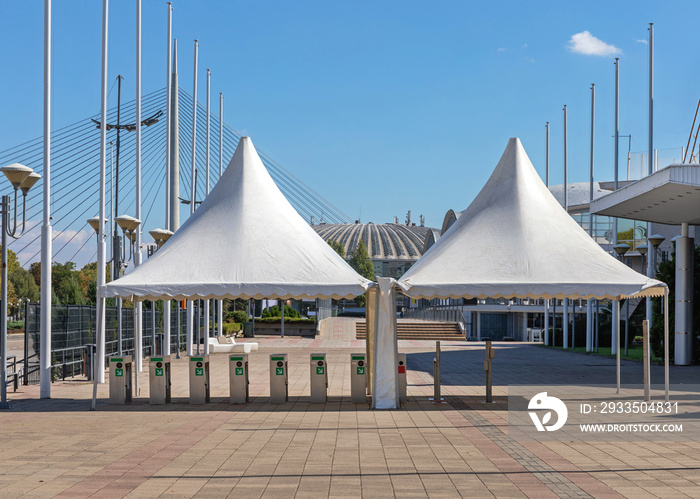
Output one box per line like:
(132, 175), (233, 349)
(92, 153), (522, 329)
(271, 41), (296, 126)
(149, 228), (173, 356)
(648, 234), (665, 274)
(613, 243), (631, 356)
(115, 215), (141, 358)
(1, 163), (41, 409)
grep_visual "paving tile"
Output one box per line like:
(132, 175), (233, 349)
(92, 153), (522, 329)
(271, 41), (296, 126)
(3, 325), (700, 498)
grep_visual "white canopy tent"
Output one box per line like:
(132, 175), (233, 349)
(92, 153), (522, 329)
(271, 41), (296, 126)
(103, 137), (371, 301)
(397, 138), (670, 399)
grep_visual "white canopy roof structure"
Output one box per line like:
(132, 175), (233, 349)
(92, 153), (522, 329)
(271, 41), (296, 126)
(397, 138), (666, 301)
(103, 137), (371, 301)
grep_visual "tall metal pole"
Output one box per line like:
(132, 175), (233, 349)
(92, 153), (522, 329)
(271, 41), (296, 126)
(218, 92), (223, 337)
(206, 70), (211, 196)
(114, 75), (123, 357)
(186, 39), (199, 356)
(165, 2), (172, 232)
(162, 5), (173, 358)
(203, 68), (211, 355)
(614, 58), (620, 194)
(589, 85), (595, 237)
(169, 39), (180, 232)
(646, 24), (655, 331)
(92, 0), (109, 409)
(134, 0), (143, 377)
(545, 122), (550, 187)
(40, 0), (53, 399)
(1, 198), (9, 407)
(563, 105), (568, 212)
(563, 105), (569, 349)
(544, 120), (550, 346)
(587, 84), (595, 352)
(612, 58), (620, 356)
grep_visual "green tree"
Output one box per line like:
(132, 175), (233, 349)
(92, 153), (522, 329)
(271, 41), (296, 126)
(349, 240), (374, 307)
(10, 267), (40, 303)
(327, 239), (345, 258)
(29, 261), (41, 287)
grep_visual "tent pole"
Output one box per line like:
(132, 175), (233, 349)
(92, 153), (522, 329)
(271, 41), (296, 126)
(543, 300), (549, 346)
(616, 299), (621, 393)
(664, 289), (669, 402)
(643, 319), (650, 401)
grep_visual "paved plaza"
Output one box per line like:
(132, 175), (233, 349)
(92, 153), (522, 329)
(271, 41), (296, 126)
(2, 318), (700, 498)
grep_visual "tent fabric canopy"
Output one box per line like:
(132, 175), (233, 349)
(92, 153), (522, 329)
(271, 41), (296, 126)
(102, 137), (371, 301)
(397, 138), (666, 301)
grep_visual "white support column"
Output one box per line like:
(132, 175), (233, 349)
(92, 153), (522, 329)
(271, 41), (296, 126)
(611, 299), (618, 354)
(585, 300), (592, 352)
(134, 0), (143, 373)
(40, 0), (53, 398)
(217, 92), (223, 337)
(616, 299), (621, 393)
(96, 0), (109, 385)
(476, 311), (481, 341)
(544, 300), (549, 346)
(563, 299), (569, 349)
(186, 305), (193, 356)
(674, 223), (694, 365)
(162, 2), (173, 358)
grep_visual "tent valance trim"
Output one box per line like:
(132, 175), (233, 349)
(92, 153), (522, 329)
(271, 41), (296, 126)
(397, 282), (668, 301)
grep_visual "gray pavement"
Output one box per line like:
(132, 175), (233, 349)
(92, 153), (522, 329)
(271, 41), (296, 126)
(2, 321), (700, 498)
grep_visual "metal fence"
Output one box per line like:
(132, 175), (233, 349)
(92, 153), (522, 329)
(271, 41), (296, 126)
(403, 307), (466, 324)
(24, 303), (189, 383)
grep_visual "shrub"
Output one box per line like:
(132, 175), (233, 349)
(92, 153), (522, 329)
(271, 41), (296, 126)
(7, 320), (24, 330)
(226, 310), (249, 323)
(255, 317), (316, 324)
(222, 322), (242, 335)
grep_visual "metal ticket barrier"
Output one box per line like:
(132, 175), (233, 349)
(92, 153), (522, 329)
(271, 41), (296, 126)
(109, 356), (133, 405)
(189, 355), (210, 405)
(269, 354), (288, 403)
(398, 353), (407, 404)
(310, 353), (328, 403)
(229, 354), (249, 404)
(149, 356), (171, 404)
(350, 353), (367, 403)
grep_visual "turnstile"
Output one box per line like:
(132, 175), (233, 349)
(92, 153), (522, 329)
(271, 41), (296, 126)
(398, 353), (407, 404)
(270, 354), (288, 403)
(109, 355), (133, 404)
(350, 353), (367, 403)
(229, 354), (249, 404)
(189, 355), (210, 404)
(310, 353), (328, 403)
(149, 356), (171, 404)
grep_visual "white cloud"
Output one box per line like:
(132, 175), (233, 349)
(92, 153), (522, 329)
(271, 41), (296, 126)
(9, 220), (96, 269)
(635, 38), (648, 45)
(567, 31), (622, 57)
(497, 47), (506, 52)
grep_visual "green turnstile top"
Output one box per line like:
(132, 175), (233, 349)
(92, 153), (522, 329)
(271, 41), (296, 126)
(271, 356), (285, 361)
(311, 355), (325, 361)
(230, 356), (244, 361)
(110, 357), (123, 363)
(190, 357), (204, 362)
(351, 355), (365, 360)
(151, 357), (163, 362)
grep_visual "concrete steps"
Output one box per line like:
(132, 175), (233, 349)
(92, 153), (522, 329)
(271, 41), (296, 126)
(355, 321), (464, 341)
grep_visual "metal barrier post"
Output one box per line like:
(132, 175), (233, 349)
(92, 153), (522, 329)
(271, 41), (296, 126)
(484, 340), (495, 403)
(430, 340), (444, 403)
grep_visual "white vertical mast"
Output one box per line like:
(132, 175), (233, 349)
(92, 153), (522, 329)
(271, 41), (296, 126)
(134, 0), (143, 374)
(40, 0), (53, 399)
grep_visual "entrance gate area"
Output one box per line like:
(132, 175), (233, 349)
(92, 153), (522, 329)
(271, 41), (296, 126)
(23, 303), (190, 383)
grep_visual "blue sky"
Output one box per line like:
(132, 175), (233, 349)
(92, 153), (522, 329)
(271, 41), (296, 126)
(1, 1), (698, 245)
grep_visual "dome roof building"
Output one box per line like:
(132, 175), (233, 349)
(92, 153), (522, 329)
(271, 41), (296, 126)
(312, 222), (434, 278)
